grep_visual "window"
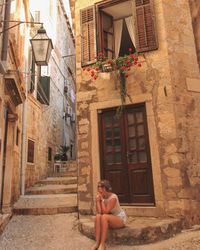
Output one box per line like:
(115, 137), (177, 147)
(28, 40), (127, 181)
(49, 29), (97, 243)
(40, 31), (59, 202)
(80, 0), (158, 65)
(48, 147), (52, 161)
(27, 139), (35, 163)
(16, 127), (20, 146)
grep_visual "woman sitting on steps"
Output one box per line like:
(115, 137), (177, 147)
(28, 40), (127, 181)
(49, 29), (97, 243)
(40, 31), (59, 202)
(91, 180), (127, 250)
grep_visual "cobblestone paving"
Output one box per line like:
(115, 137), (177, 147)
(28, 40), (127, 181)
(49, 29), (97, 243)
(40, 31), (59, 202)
(0, 213), (200, 250)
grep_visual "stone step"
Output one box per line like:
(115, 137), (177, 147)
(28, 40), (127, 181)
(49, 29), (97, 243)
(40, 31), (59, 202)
(26, 184), (77, 195)
(13, 194), (77, 215)
(48, 171), (77, 178)
(37, 177), (77, 185)
(79, 215), (183, 245)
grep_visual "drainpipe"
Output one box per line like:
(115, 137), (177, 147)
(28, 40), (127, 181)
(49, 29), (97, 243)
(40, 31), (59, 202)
(1, 0), (11, 61)
(20, 84), (27, 196)
(20, 51), (29, 196)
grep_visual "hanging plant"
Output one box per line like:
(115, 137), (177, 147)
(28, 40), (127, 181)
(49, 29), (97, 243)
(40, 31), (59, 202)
(83, 48), (142, 117)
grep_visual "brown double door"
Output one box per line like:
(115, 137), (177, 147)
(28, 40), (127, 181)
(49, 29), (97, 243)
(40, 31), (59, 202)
(98, 104), (155, 205)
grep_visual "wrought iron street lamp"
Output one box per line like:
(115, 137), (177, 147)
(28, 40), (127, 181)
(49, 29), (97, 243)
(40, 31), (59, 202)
(30, 25), (53, 66)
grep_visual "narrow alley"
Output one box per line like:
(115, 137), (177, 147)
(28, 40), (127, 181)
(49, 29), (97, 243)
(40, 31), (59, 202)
(1, 0), (200, 249)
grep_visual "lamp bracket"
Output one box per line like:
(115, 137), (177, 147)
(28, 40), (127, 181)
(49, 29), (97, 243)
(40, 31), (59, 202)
(0, 20), (43, 35)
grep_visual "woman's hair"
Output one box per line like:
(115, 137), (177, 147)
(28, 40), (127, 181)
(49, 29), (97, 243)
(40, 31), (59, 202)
(98, 179), (112, 192)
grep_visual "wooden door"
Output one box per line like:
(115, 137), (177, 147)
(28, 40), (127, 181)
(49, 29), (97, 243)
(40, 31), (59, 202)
(98, 104), (155, 205)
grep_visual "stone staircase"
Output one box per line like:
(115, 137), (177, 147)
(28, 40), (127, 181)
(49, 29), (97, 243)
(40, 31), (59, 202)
(13, 161), (78, 215)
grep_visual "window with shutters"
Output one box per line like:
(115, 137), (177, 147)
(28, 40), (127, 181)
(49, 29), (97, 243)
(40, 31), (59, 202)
(80, 0), (158, 65)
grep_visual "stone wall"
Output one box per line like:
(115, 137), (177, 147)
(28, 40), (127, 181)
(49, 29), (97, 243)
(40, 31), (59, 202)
(75, 0), (200, 224)
(162, 0), (200, 225)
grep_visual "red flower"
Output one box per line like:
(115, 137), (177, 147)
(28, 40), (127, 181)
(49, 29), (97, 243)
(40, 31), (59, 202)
(93, 76), (97, 80)
(120, 66), (126, 71)
(128, 48), (133, 52)
(125, 75), (129, 78)
(107, 60), (113, 65)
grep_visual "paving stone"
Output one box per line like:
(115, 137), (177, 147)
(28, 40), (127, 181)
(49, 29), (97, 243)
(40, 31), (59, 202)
(1, 213), (200, 250)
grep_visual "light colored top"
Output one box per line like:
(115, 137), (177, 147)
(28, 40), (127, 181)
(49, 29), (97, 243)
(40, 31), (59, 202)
(104, 193), (122, 216)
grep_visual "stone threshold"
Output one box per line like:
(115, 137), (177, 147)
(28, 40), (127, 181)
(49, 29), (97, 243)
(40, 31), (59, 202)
(79, 215), (183, 245)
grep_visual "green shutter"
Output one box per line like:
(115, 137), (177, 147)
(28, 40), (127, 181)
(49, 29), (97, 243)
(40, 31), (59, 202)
(37, 76), (50, 105)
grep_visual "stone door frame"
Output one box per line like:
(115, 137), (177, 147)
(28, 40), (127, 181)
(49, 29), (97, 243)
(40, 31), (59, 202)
(90, 93), (166, 217)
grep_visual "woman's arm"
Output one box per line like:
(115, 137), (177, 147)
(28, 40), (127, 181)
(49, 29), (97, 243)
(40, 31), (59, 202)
(96, 193), (102, 214)
(101, 198), (117, 214)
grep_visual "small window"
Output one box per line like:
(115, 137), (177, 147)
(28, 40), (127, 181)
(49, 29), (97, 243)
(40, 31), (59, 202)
(16, 127), (20, 146)
(27, 139), (35, 163)
(48, 147), (52, 161)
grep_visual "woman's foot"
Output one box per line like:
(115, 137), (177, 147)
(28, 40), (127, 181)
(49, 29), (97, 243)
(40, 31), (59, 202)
(98, 244), (106, 250)
(90, 243), (99, 250)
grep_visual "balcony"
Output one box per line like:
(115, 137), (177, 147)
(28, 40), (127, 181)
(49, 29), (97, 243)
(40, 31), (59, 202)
(4, 71), (26, 106)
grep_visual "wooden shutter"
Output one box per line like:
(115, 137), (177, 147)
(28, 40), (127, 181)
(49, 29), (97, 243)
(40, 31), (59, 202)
(100, 11), (114, 59)
(80, 6), (96, 66)
(135, 0), (158, 52)
(37, 76), (50, 105)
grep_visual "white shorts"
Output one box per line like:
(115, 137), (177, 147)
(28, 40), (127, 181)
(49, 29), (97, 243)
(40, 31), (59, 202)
(117, 210), (127, 225)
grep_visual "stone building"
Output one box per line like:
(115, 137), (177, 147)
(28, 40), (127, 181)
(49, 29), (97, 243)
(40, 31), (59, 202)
(73, 0), (200, 226)
(0, 0), (75, 215)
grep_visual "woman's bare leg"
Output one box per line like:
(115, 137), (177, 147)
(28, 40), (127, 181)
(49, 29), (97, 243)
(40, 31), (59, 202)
(91, 214), (101, 250)
(98, 214), (124, 250)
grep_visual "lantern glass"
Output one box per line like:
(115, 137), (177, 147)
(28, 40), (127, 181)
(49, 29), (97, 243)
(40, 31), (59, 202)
(30, 27), (53, 66)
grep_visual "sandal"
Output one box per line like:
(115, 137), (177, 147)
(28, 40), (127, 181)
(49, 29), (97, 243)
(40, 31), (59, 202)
(98, 244), (106, 250)
(90, 243), (99, 250)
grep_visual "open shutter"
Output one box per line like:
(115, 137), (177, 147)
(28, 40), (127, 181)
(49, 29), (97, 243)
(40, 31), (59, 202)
(80, 6), (96, 66)
(100, 11), (114, 59)
(37, 76), (50, 105)
(135, 0), (158, 52)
